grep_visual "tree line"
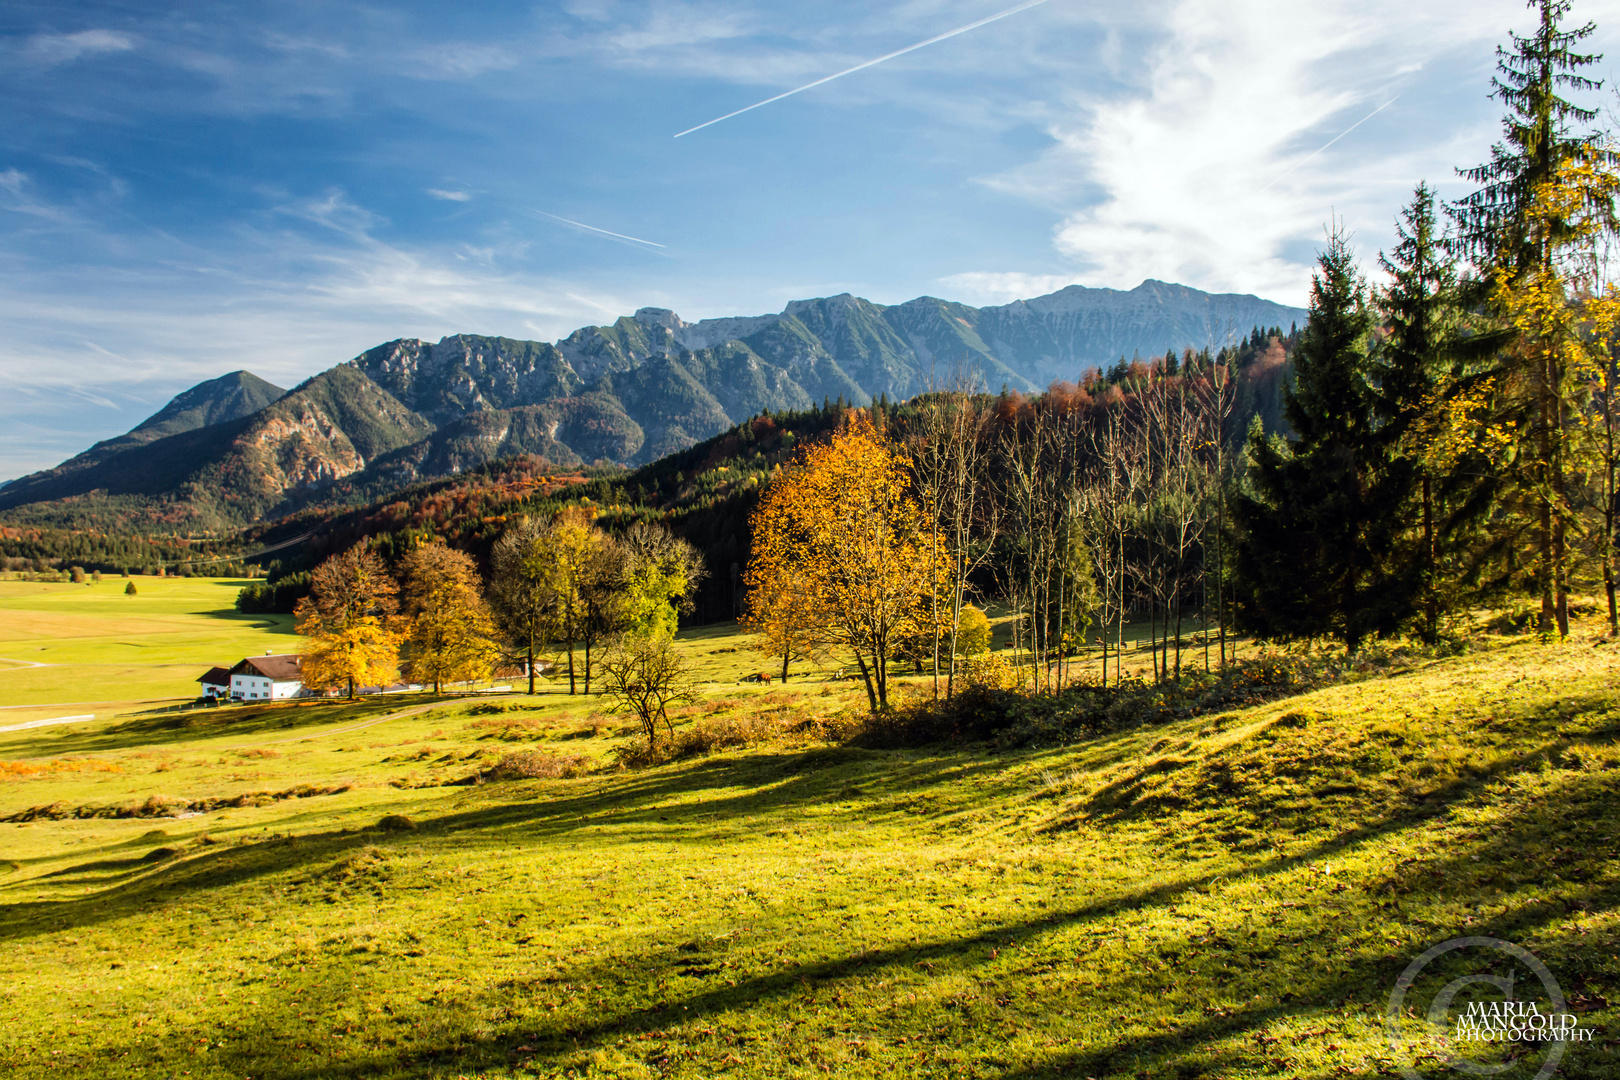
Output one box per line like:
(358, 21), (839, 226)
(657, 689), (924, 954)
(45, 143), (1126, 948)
(743, 0), (1620, 708)
(290, 512), (703, 701)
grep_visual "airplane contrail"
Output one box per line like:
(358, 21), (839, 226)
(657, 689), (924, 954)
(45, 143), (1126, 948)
(1257, 96), (1401, 194)
(673, 0), (1056, 139)
(526, 208), (666, 248)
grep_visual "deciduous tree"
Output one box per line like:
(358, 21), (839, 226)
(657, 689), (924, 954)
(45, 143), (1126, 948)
(295, 543), (401, 698)
(745, 411), (951, 711)
(398, 541), (499, 693)
(598, 634), (698, 753)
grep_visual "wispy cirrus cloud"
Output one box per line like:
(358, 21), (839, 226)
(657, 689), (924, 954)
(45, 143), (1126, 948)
(23, 28), (135, 67)
(0, 181), (637, 477)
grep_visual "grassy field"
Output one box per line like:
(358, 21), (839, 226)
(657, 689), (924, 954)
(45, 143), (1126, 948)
(0, 581), (1616, 1077)
(0, 575), (302, 720)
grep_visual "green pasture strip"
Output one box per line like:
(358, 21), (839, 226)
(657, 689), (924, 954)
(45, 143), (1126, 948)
(0, 577), (300, 708)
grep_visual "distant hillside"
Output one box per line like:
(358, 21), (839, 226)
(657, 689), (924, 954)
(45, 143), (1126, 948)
(0, 366), (429, 530)
(122, 370), (287, 445)
(15, 370), (287, 485)
(0, 280), (1304, 531)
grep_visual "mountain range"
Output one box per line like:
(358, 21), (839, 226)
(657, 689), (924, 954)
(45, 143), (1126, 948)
(0, 280), (1304, 530)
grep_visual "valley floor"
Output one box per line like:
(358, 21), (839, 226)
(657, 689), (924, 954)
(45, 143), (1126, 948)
(0, 584), (1616, 1077)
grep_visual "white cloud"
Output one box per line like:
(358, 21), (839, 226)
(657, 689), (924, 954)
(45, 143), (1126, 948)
(935, 271), (1084, 305)
(961, 0), (1595, 305)
(426, 188), (474, 202)
(24, 28), (136, 67)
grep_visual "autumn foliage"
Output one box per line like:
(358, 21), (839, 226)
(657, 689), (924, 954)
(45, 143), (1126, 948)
(744, 412), (951, 710)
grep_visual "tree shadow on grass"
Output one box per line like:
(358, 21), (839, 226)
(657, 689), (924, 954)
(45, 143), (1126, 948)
(265, 767), (1620, 1076)
(77, 763), (1619, 1080)
(0, 727), (1562, 937)
(6, 721), (1618, 1076)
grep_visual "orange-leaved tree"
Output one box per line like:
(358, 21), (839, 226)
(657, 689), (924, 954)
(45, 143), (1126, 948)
(398, 541), (499, 693)
(295, 542), (401, 698)
(745, 411), (952, 711)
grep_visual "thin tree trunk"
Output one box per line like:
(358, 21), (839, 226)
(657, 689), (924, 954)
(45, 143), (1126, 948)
(1538, 348), (1556, 636)
(930, 503), (941, 702)
(1423, 474), (1436, 642)
(1608, 347), (1619, 636)
(853, 650), (878, 712)
(1554, 378), (1570, 639)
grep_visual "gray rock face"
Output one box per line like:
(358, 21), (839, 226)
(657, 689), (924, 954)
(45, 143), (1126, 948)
(971, 280), (1303, 385)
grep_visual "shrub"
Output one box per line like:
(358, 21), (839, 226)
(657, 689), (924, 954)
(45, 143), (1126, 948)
(466, 715), (547, 740)
(958, 652), (1020, 692)
(856, 655), (1340, 749)
(124, 581), (138, 596)
(484, 750), (589, 780)
(956, 605), (992, 655)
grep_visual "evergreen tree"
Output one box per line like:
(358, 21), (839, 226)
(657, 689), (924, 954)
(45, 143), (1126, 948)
(1454, 0), (1605, 266)
(1455, 0), (1612, 636)
(1234, 230), (1405, 652)
(1374, 184), (1506, 640)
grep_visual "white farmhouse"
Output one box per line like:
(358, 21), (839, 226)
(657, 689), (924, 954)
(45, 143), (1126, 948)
(227, 652), (304, 700)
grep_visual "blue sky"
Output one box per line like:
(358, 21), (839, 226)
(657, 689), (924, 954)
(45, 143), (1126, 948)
(4, 0), (1620, 479)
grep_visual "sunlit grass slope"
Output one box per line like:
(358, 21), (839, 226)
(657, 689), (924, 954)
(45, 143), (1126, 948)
(0, 620), (1617, 1078)
(0, 575), (301, 711)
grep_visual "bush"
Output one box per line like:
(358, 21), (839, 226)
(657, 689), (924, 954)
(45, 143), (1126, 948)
(124, 581), (138, 596)
(956, 605), (992, 655)
(958, 652), (1019, 691)
(857, 654), (1339, 749)
(484, 750), (589, 780)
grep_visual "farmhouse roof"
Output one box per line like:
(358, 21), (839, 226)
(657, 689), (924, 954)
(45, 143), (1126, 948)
(229, 654), (304, 681)
(197, 666), (231, 685)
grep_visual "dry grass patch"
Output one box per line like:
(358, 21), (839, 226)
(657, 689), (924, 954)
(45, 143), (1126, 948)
(0, 758), (123, 780)
(483, 749), (591, 780)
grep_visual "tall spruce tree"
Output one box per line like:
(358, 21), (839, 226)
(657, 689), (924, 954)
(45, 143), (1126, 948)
(1454, 0), (1610, 637)
(1454, 0), (1604, 267)
(1234, 230), (1405, 652)
(1374, 184), (1506, 641)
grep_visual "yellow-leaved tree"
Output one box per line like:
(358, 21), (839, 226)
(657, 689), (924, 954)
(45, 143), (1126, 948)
(398, 541), (500, 693)
(295, 543), (402, 698)
(1490, 151), (1620, 636)
(744, 411), (952, 711)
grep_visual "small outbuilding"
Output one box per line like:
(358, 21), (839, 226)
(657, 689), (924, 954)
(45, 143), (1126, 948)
(197, 666), (232, 699)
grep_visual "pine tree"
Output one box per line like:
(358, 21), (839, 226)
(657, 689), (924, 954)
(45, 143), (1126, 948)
(1454, 0), (1605, 267)
(1234, 230), (1405, 652)
(1455, 0), (1612, 636)
(1374, 184), (1507, 640)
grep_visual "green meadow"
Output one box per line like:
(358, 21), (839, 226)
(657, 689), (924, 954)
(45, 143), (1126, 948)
(0, 576), (302, 720)
(0, 577), (1616, 1077)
